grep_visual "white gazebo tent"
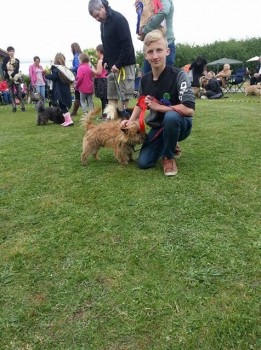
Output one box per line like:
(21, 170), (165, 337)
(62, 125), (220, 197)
(246, 56), (259, 62)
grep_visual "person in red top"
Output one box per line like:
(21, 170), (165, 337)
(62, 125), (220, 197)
(75, 53), (94, 114)
(0, 80), (11, 104)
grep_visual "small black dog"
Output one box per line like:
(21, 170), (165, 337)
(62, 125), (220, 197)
(36, 100), (64, 125)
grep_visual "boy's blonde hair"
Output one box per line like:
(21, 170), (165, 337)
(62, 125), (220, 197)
(143, 29), (167, 52)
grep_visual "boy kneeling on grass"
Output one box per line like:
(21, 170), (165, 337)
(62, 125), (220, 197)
(121, 29), (195, 176)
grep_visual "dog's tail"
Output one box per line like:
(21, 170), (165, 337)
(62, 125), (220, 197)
(80, 107), (101, 131)
(103, 104), (118, 120)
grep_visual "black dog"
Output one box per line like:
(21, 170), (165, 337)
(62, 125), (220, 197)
(36, 100), (64, 125)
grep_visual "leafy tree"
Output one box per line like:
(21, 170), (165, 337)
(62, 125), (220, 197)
(85, 48), (97, 66)
(134, 37), (261, 70)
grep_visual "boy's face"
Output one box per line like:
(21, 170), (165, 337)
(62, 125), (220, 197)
(8, 50), (15, 58)
(144, 38), (170, 69)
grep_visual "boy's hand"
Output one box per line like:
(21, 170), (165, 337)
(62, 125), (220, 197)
(120, 119), (129, 128)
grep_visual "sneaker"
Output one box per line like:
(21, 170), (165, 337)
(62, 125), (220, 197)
(163, 157), (178, 176)
(201, 95), (207, 100)
(12, 108), (17, 113)
(174, 143), (182, 159)
(21, 107), (26, 112)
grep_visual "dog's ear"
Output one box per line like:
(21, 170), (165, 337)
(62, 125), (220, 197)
(120, 127), (129, 134)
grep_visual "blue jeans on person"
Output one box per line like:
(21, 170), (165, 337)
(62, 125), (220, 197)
(138, 111), (193, 169)
(143, 41), (176, 74)
(35, 85), (46, 99)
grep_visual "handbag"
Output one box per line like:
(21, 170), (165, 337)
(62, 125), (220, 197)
(29, 89), (41, 102)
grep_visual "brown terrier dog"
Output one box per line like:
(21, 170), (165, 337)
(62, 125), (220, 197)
(81, 107), (146, 165)
(244, 82), (261, 96)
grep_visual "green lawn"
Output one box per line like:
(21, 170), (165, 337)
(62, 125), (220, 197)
(0, 94), (260, 350)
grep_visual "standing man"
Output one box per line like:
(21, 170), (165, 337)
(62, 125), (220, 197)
(88, 0), (136, 112)
(2, 46), (26, 112)
(121, 30), (195, 176)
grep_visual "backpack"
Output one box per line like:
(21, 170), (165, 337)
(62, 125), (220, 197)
(53, 64), (75, 85)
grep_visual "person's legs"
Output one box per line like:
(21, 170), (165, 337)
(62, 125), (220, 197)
(143, 59), (151, 75)
(205, 90), (217, 98)
(101, 97), (108, 113)
(39, 85), (45, 100)
(71, 89), (81, 115)
(15, 83), (25, 110)
(80, 92), (87, 114)
(162, 111), (193, 159)
(255, 75), (261, 84)
(107, 72), (119, 107)
(192, 73), (201, 88)
(59, 102), (74, 127)
(138, 128), (164, 169)
(7, 81), (16, 111)
(118, 65), (135, 110)
(166, 41), (175, 67)
(138, 112), (193, 170)
(107, 66), (135, 110)
(250, 76), (257, 85)
(35, 85), (45, 102)
(86, 94), (94, 110)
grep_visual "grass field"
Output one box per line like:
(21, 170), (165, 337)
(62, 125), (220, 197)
(0, 94), (260, 350)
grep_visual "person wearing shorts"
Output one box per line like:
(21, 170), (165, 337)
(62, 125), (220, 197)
(88, 0), (136, 111)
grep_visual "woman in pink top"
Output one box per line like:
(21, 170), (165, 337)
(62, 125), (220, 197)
(92, 44), (108, 119)
(29, 56), (46, 100)
(75, 53), (94, 114)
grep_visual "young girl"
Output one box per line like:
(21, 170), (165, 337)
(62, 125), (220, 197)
(75, 53), (94, 114)
(29, 56), (46, 100)
(45, 53), (74, 127)
(92, 44), (108, 118)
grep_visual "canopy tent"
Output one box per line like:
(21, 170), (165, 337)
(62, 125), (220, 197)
(246, 56), (259, 62)
(207, 58), (243, 66)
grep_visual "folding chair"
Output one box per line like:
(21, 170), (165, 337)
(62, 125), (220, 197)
(226, 67), (247, 92)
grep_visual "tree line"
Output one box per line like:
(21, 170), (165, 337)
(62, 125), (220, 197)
(135, 37), (261, 73)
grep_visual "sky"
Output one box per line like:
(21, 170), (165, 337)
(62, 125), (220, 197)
(1, 0), (260, 72)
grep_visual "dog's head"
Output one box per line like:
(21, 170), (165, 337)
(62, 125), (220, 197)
(36, 99), (45, 112)
(119, 121), (146, 145)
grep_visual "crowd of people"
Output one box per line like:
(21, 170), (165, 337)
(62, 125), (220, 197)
(0, 0), (260, 176)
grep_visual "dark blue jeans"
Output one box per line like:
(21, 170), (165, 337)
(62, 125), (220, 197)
(138, 111), (193, 169)
(143, 41), (176, 74)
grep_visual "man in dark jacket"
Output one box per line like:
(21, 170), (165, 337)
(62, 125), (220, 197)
(250, 56), (261, 85)
(88, 0), (136, 113)
(2, 46), (26, 112)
